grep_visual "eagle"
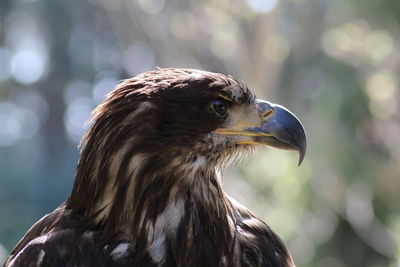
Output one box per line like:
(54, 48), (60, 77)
(4, 68), (306, 267)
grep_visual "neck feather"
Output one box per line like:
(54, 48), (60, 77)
(67, 147), (236, 265)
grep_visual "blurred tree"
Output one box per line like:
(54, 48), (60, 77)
(0, 0), (399, 266)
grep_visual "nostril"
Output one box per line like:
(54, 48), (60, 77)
(262, 109), (274, 119)
(256, 99), (275, 120)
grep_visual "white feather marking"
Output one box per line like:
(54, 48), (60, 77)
(162, 199), (185, 234)
(227, 215), (236, 236)
(186, 155), (206, 182)
(147, 199), (184, 238)
(124, 153), (148, 210)
(7, 235), (49, 266)
(148, 234), (166, 263)
(221, 256), (227, 265)
(110, 243), (129, 259)
(215, 168), (223, 184)
(190, 72), (203, 80)
(128, 153), (147, 174)
(238, 218), (263, 240)
(147, 199), (184, 263)
(83, 231), (94, 239)
(242, 218), (262, 228)
(36, 250), (45, 266)
(192, 156), (206, 170)
(29, 235), (49, 245)
(237, 225), (256, 240)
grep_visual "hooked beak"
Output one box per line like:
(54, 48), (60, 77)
(215, 99), (307, 165)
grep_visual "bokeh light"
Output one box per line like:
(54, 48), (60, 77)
(64, 97), (94, 143)
(1, 0), (399, 266)
(246, 0), (279, 13)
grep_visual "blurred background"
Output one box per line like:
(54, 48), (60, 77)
(0, 0), (399, 266)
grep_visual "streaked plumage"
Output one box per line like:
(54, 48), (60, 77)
(4, 68), (306, 267)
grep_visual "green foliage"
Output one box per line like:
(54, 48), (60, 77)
(0, 0), (399, 266)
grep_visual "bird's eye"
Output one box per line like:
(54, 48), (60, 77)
(211, 99), (228, 118)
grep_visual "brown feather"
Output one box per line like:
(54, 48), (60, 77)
(5, 68), (294, 267)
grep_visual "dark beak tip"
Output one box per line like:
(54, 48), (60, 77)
(298, 149), (305, 166)
(296, 130), (307, 166)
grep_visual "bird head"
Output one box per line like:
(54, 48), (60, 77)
(88, 68), (306, 167)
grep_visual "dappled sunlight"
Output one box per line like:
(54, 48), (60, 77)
(1, 0), (399, 265)
(321, 20), (395, 67)
(366, 71), (398, 119)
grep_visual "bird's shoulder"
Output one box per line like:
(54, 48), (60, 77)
(233, 204), (295, 267)
(6, 231), (139, 267)
(4, 206), (155, 267)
